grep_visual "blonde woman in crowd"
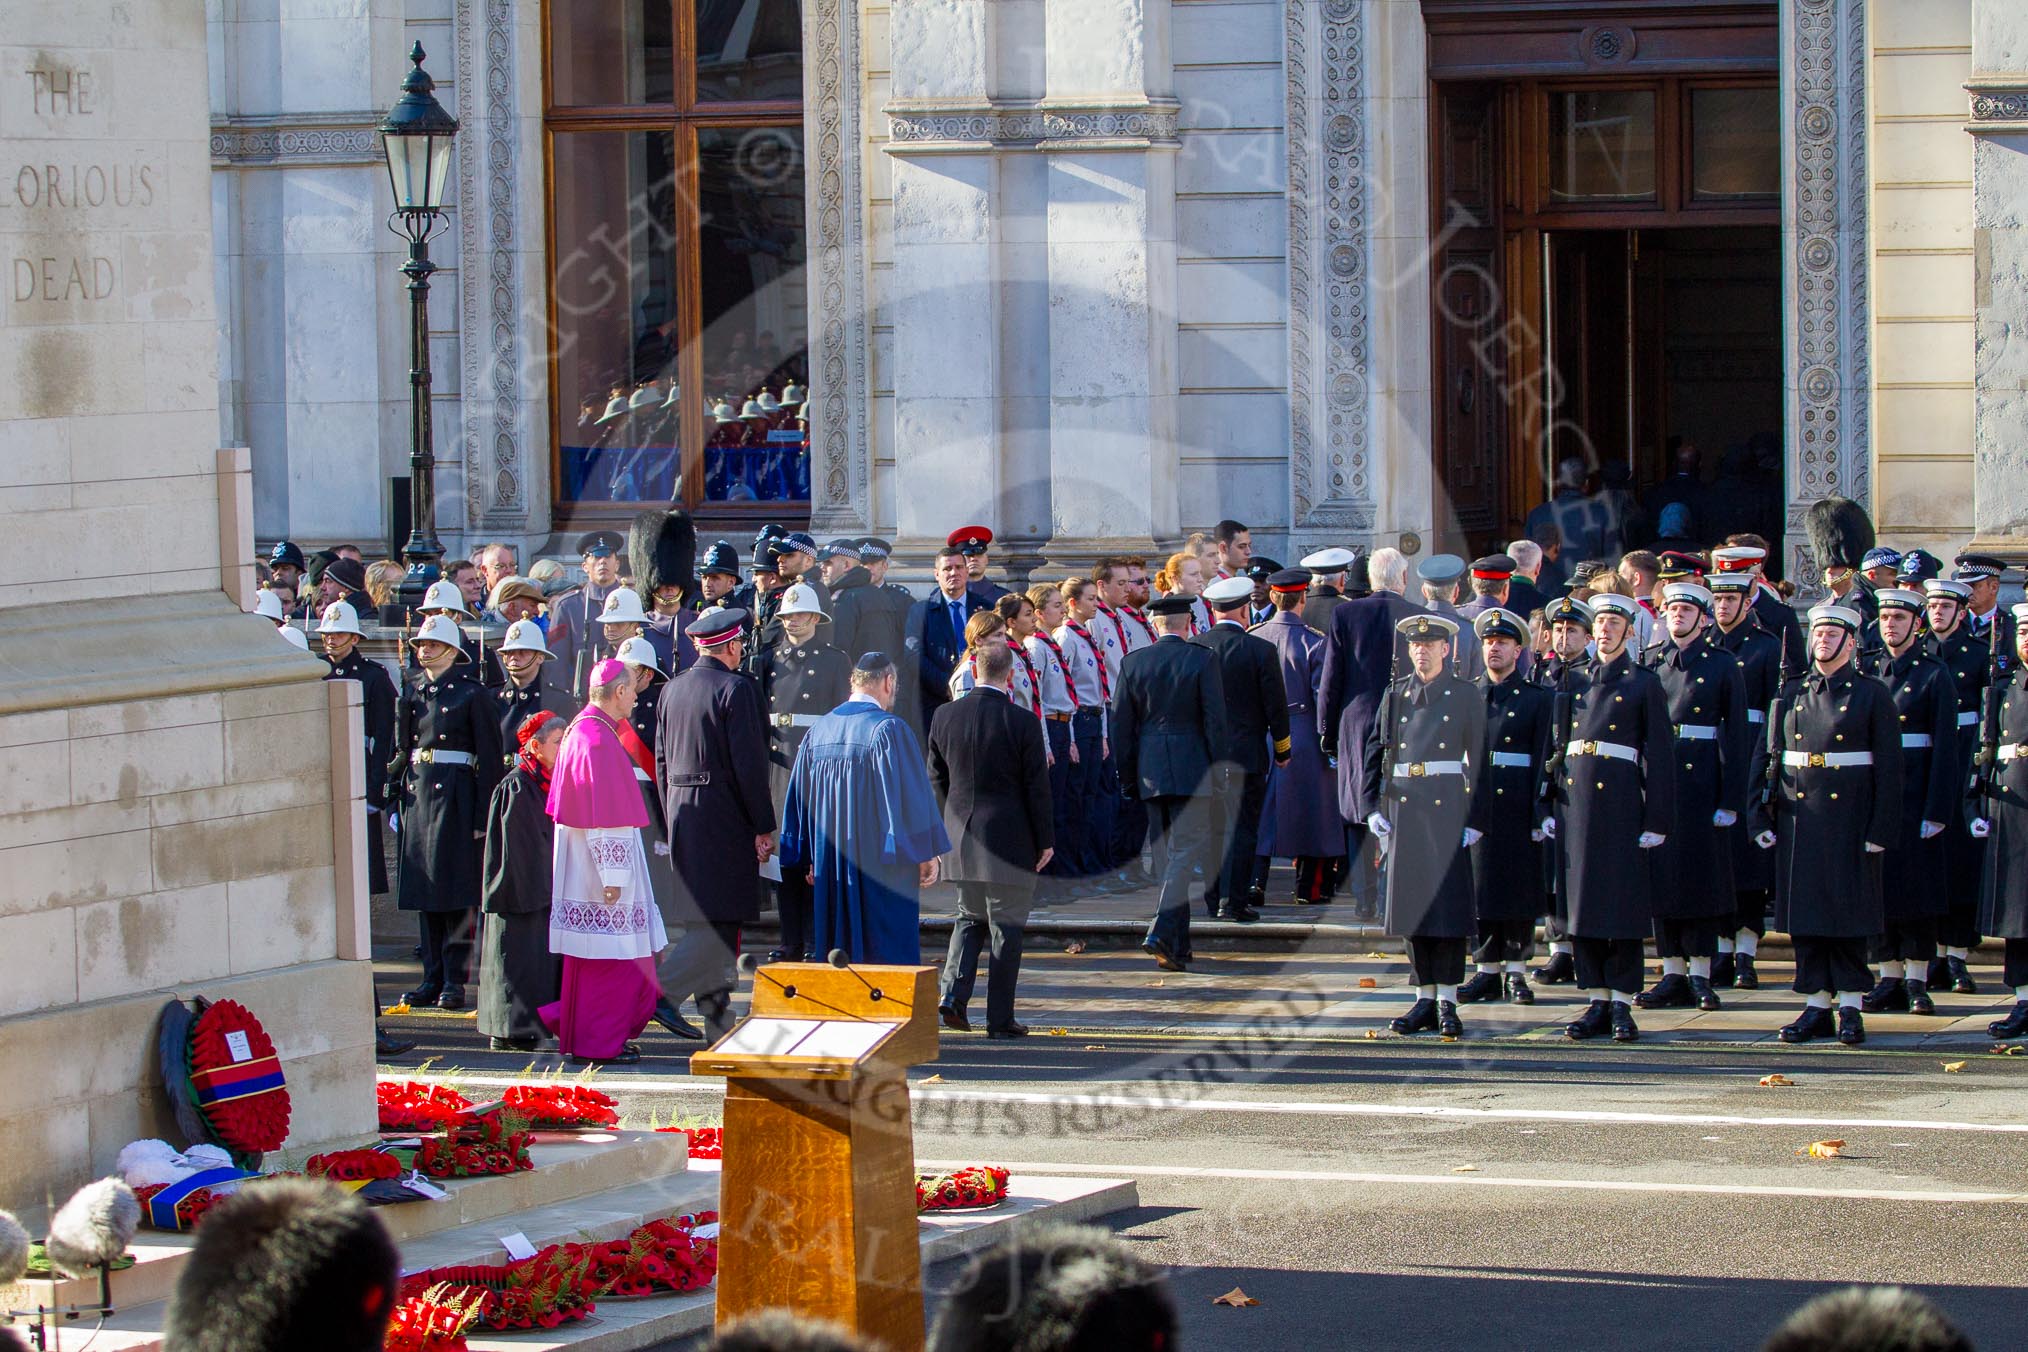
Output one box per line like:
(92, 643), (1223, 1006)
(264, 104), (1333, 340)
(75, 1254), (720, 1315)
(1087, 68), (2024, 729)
(1154, 550), (1210, 635)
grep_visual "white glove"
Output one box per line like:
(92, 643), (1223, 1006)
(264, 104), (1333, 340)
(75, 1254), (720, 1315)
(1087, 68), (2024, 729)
(1864, 841), (1885, 854)
(1366, 812), (1392, 838)
(1754, 829), (1776, 850)
(388, 811), (400, 835)
(1462, 828), (1483, 848)
(1972, 817), (1993, 839)
(654, 841), (671, 857)
(1712, 809), (1737, 828)
(1637, 831), (1665, 849)
(1919, 820), (1944, 839)
(1539, 817), (1557, 840)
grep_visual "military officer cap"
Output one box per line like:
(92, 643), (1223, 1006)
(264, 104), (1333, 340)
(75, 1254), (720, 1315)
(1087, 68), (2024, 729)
(1471, 607), (1528, 642)
(1897, 549), (1943, 585)
(2011, 602), (2028, 625)
(1707, 572), (1754, 595)
(576, 529), (625, 558)
(947, 525), (994, 556)
(690, 607), (749, 647)
(1807, 602), (1864, 634)
(1861, 546), (1903, 573)
(1545, 594), (1595, 626)
(777, 582), (830, 620)
(598, 588), (650, 625)
(702, 540), (741, 578)
(498, 618), (555, 656)
(857, 536), (894, 561)
(1589, 593), (1639, 621)
(1657, 550), (1706, 581)
(1299, 547), (1356, 572)
(1661, 580), (1715, 612)
(1397, 612), (1460, 643)
(1203, 576), (1254, 608)
(421, 578), (472, 616)
(1953, 551), (2007, 581)
(254, 589), (287, 623)
(1416, 553), (1466, 587)
(1246, 557), (1283, 582)
(1710, 545), (1765, 574)
(1469, 554), (1517, 582)
(267, 539), (307, 572)
(1267, 568), (1312, 592)
(413, 613), (472, 660)
(317, 600), (363, 636)
(1147, 594), (1197, 617)
(616, 634), (662, 674)
(1924, 577), (1972, 603)
(1875, 587), (1925, 615)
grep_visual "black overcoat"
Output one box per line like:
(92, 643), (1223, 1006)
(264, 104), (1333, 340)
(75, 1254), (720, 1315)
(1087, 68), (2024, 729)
(1930, 624), (1993, 915)
(1553, 652), (1675, 940)
(655, 656), (776, 923)
(1642, 634), (1751, 919)
(1360, 673), (1488, 938)
(1976, 667), (2028, 939)
(492, 671), (579, 768)
(1863, 645), (1960, 921)
(389, 668), (503, 913)
(1319, 591), (1422, 820)
(1470, 672), (1554, 924)
(1110, 636), (1227, 801)
(758, 637), (853, 810)
(1769, 664), (1903, 937)
(325, 650), (396, 895)
(1190, 622), (1291, 773)
(478, 764), (559, 1041)
(1711, 619), (1781, 892)
(927, 686), (1054, 887)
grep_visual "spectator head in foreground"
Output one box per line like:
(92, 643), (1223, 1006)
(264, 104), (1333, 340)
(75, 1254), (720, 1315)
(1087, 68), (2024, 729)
(929, 1223), (1177, 1352)
(162, 1178), (399, 1352)
(709, 1310), (884, 1351)
(1762, 1286), (1971, 1352)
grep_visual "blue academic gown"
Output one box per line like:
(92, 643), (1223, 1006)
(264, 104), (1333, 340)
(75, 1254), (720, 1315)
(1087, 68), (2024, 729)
(780, 699), (951, 964)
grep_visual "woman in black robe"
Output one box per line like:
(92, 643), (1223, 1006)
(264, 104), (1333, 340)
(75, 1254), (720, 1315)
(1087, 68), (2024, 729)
(479, 710), (565, 1051)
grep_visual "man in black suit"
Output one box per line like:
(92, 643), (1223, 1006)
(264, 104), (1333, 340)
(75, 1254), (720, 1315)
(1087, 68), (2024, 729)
(1194, 576), (1292, 921)
(905, 547), (985, 740)
(1113, 595), (1227, 970)
(927, 641), (1055, 1037)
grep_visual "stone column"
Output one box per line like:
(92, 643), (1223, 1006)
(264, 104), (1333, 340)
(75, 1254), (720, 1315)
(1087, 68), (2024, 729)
(1969, 1), (2028, 557)
(1039, 0), (1181, 566)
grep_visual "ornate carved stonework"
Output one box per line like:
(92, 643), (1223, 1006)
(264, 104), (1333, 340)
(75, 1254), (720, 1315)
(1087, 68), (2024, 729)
(886, 103), (1181, 149)
(1285, 0), (1376, 537)
(1782, 0), (1870, 586)
(807, 0), (874, 534)
(1967, 81), (2028, 133)
(210, 117), (379, 166)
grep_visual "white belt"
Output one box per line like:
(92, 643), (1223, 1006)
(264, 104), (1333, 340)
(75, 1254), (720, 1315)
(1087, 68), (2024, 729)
(635, 767), (653, 783)
(2000, 743), (2028, 761)
(1674, 724), (1718, 741)
(1566, 739), (1639, 763)
(1960, 711), (1982, 727)
(1782, 751), (1873, 768)
(772, 712), (823, 729)
(1489, 751), (1532, 769)
(1902, 733), (1932, 749)
(1746, 709), (1765, 724)
(411, 748), (475, 766)
(1392, 759), (1467, 779)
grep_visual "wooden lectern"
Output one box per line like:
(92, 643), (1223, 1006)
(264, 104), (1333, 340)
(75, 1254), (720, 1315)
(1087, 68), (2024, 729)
(692, 961), (939, 1351)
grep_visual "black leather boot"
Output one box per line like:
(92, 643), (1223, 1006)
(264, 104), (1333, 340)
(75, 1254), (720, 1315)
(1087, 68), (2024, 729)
(1778, 1006), (1835, 1044)
(1610, 1001), (1640, 1042)
(1711, 952), (1736, 987)
(1860, 977), (1908, 1013)
(1688, 976), (1722, 1012)
(1454, 971), (1502, 1004)
(1505, 972), (1536, 1005)
(1436, 1001), (1463, 1038)
(1635, 972), (1692, 1009)
(1905, 979), (1935, 1016)
(1987, 1000), (2028, 1040)
(1390, 998), (1438, 1035)
(1948, 955), (1978, 995)
(1565, 1000), (1610, 1040)
(1536, 951), (1577, 985)
(1836, 1006), (1866, 1046)
(1733, 954), (1760, 989)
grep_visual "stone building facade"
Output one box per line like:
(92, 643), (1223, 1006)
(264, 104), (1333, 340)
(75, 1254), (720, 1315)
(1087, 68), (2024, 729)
(208, 0), (2028, 575)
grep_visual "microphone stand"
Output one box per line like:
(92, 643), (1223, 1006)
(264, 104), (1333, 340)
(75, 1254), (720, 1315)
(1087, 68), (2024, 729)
(5, 1261), (118, 1350)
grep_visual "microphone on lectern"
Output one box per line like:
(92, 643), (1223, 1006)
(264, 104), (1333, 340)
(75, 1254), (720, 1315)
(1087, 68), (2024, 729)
(738, 950), (796, 999)
(828, 948), (883, 1001)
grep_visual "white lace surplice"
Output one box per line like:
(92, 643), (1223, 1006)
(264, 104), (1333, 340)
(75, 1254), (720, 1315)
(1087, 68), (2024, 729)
(549, 825), (668, 960)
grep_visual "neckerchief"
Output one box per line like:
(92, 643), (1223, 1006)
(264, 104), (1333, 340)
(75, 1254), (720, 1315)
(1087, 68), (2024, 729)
(1064, 621), (1111, 702)
(1032, 632), (1079, 709)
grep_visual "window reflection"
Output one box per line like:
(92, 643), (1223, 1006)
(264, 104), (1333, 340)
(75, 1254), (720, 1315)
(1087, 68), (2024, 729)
(695, 0), (803, 103)
(549, 0), (674, 107)
(1692, 88), (1778, 199)
(1549, 90), (1657, 203)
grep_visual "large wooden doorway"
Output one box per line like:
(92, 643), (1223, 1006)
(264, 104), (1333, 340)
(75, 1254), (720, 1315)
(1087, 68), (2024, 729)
(1423, 3), (1780, 560)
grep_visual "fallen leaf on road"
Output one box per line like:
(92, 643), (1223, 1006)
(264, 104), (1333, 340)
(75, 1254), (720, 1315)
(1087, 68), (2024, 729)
(1362, 952), (1390, 959)
(1991, 1043), (2025, 1056)
(1363, 1030), (1379, 1039)
(1151, 979), (1165, 987)
(1759, 1074), (1796, 1088)
(1064, 940), (1087, 955)
(1084, 1044), (1106, 1051)
(1943, 1061), (1967, 1074)
(1799, 1139), (1846, 1159)
(383, 1002), (411, 1016)
(1047, 1028), (1069, 1036)
(922, 1074), (945, 1084)
(1452, 1164), (1479, 1173)
(1358, 977), (1378, 989)
(1212, 1288), (1259, 1308)
(1439, 1035), (1459, 1043)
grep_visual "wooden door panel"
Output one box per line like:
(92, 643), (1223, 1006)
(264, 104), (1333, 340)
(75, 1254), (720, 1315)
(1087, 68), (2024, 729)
(1430, 84), (1505, 554)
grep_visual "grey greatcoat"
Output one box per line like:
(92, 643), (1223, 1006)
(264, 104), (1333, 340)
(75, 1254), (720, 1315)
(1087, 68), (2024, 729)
(1360, 673), (1488, 939)
(655, 655), (777, 924)
(1642, 634), (1752, 920)
(1768, 664), (1904, 938)
(1553, 652), (1675, 940)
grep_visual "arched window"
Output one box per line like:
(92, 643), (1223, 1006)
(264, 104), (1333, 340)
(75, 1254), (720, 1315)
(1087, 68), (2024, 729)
(545, 0), (808, 527)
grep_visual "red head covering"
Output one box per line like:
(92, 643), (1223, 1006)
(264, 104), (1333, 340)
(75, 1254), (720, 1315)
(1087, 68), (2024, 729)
(516, 709), (561, 788)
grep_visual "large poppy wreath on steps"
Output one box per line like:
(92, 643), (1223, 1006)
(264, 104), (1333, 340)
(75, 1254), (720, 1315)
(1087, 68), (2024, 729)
(159, 996), (293, 1165)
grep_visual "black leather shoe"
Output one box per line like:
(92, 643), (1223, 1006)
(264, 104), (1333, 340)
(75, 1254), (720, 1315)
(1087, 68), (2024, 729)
(569, 1042), (642, 1067)
(1778, 1007), (1835, 1044)
(1436, 1001), (1463, 1038)
(1536, 951), (1577, 985)
(437, 986), (466, 1012)
(1610, 1001), (1640, 1042)
(986, 1022), (1029, 1039)
(1143, 938), (1186, 972)
(1216, 903), (1261, 924)
(765, 949), (787, 964)
(1635, 973), (1692, 1009)
(489, 1035), (538, 1052)
(1505, 973), (1535, 1005)
(401, 985), (442, 1008)
(939, 1005), (971, 1033)
(1906, 979), (1935, 1016)
(1689, 975), (1722, 1012)
(1202, 897), (1222, 920)
(376, 1030), (415, 1057)
(1836, 1007), (1866, 1045)
(1565, 1000), (1610, 1040)
(1926, 956), (1952, 989)
(1861, 977), (1908, 1013)
(1948, 955), (1978, 995)
(652, 998), (707, 1041)
(1733, 954), (1760, 990)
(1455, 971), (1502, 1004)
(1987, 1000), (2028, 1040)
(1391, 998), (1439, 1035)
(1711, 952), (1736, 987)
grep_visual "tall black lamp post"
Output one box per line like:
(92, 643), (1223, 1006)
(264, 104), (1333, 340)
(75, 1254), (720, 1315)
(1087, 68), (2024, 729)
(379, 42), (460, 621)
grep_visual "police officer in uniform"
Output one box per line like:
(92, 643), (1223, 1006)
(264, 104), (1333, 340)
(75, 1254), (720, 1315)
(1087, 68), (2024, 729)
(491, 619), (577, 761)
(1361, 614), (1488, 1038)
(318, 601), (397, 896)
(830, 537), (913, 666)
(1531, 594), (1595, 986)
(1923, 576), (1989, 993)
(1707, 572), (1782, 987)
(389, 613), (505, 1011)
(1556, 593), (1674, 1042)
(698, 540), (742, 609)
(1458, 607), (1554, 1006)
(756, 583), (851, 961)
(951, 525), (1010, 606)
(1859, 587), (1960, 1016)
(1635, 580), (1750, 1013)
(1756, 603), (1903, 1045)
(1974, 603), (2028, 1038)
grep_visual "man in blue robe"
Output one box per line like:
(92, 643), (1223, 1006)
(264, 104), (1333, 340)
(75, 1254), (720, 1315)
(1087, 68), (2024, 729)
(781, 652), (951, 964)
